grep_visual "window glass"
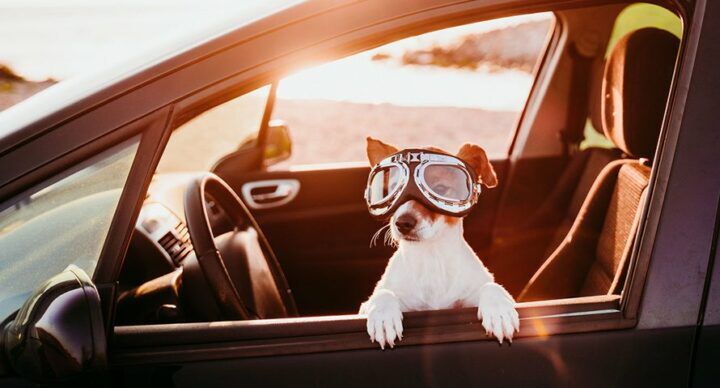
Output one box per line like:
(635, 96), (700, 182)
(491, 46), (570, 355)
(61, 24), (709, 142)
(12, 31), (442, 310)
(272, 13), (554, 166)
(0, 140), (138, 318)
(156, 85), (270, 173)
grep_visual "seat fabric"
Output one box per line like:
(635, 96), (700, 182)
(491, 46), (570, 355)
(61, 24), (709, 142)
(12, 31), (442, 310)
(581, 163), (649, 296)
(518, 28), (678, 301)
(490, 147), (619, 296)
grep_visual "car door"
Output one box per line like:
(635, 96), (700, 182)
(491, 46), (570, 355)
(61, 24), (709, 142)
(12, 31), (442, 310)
(112, 0), (720, 384)
(0, 108), (171, 385)
(3, 0), (719, 386)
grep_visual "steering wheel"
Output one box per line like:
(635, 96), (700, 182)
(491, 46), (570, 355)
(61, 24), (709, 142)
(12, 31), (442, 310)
(183, 173), (297, 320)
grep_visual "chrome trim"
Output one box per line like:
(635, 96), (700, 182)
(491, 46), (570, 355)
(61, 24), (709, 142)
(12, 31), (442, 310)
(241, 179), (300, 209)
(365, 161), (409, 216)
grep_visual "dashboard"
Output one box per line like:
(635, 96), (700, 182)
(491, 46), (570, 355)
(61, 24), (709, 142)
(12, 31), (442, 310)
(116, 174), (200, 324)
(116, 172), (251, 324)
(137, 203), (193, 268)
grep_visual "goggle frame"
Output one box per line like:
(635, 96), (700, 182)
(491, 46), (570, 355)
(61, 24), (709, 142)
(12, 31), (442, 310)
(364, 150), (481, 218)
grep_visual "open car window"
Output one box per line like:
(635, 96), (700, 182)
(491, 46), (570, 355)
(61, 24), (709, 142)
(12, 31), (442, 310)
(271, 14), (554, 167)
(114, 1), (684, 362)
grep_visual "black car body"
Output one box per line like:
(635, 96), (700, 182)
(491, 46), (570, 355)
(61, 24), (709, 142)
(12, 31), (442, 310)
(0, 0), (719, 386)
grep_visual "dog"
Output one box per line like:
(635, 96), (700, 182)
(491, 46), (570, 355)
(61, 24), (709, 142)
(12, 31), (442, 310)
(359, 137), (519, 349)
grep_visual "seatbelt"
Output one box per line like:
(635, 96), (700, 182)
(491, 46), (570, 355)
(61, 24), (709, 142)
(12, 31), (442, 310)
(559, 42), (596, 157)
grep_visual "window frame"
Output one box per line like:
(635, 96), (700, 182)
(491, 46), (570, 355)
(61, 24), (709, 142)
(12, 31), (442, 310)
(0, 0), (694, 365)
(113, 0), (697, 365)
(108, 0), (692, 366)
(112, 295), (623, 365)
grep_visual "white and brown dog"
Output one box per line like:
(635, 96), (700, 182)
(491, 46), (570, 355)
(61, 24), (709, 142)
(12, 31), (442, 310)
(360, 137), (519, 349)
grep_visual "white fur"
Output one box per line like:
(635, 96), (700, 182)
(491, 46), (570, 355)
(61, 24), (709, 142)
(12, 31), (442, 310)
(360, 201), (519, 349)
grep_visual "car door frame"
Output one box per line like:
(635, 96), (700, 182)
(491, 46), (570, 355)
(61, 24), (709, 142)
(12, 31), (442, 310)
(98, 0), (714, 380)
(2, 0), (713, 384)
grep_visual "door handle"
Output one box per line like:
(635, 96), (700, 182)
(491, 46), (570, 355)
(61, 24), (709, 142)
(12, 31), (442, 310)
(241, 179), (300, 209)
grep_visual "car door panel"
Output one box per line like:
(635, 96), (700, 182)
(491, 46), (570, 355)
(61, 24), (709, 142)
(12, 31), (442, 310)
(115, 324), (694, 387)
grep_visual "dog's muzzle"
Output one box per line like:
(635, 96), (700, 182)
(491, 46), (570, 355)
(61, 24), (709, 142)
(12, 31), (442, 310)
(364, 149), (481, 219)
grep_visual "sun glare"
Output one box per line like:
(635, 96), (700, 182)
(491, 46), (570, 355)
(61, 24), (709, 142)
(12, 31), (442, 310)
(277, 13), (552, 111)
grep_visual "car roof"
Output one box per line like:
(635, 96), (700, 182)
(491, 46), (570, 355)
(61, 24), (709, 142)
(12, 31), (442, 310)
(0, 0), (308, 155)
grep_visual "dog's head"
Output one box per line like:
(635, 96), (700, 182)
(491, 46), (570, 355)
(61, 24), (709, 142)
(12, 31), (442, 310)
(366, 137), (497, 243)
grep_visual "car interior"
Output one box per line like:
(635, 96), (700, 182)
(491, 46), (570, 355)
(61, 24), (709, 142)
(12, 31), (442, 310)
(113, 2), (682, 327)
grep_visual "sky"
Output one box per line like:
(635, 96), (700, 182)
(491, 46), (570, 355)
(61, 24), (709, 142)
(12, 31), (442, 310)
(0, 0), (299, 80)
(277, 13), (552, 110)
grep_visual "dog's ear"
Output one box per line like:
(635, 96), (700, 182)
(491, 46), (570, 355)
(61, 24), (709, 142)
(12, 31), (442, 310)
(457, 143), (497, 188)
(366, 137), (399, 165)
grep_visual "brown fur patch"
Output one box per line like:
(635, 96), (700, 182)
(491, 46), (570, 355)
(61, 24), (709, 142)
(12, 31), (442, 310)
(366, 137), (398, 165)
(443, 215), (462, 225)
(457, 143), (498, 188)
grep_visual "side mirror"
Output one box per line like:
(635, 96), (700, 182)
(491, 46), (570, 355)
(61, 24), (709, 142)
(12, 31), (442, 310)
(263, 119), (292, 167)
(2, 265), (106, 381)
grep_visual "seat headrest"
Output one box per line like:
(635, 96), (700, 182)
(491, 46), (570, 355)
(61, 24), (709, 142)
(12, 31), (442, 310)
(601, 28), (679, 159)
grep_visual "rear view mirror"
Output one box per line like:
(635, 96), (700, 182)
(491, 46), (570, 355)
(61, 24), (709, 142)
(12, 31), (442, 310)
(263, 119), (292, 167)
(2, 265), (106, 382)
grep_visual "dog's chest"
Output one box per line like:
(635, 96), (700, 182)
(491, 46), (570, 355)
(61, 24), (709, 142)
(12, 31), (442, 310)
(394, 253), (473, 310)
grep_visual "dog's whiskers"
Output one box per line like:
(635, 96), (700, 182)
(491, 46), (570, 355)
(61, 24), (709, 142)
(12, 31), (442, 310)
(384, 226), (397, 247)
(370, 224), (392, 247)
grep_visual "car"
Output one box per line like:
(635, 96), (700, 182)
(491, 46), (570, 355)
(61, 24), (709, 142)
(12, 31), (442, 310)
(0, 0), (718, 386)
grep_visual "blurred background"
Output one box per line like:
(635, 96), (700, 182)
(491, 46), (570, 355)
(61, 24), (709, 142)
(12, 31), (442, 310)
(0, 1), (554, 169)
(3, 2), (675, 169)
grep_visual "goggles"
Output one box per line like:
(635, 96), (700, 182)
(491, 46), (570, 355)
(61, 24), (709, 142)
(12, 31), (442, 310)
(364, 149), (481, 219)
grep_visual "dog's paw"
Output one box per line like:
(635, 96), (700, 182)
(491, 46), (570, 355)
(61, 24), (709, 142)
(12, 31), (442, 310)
(362, 291), (403, 350)
(477, 282), (520, 344)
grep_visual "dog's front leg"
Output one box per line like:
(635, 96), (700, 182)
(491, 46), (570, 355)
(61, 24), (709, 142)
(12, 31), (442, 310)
(477, 282), (520, 343)
(360, 289), (403, 349)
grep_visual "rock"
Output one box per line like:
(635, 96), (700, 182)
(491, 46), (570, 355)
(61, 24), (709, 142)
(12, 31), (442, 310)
(400, 19), (552, 72)
(0, 65), (56, 112)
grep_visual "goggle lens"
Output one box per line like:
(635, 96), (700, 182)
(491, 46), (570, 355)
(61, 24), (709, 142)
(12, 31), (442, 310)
(368, 165), (403, 205)
(422, 164), (472, 202)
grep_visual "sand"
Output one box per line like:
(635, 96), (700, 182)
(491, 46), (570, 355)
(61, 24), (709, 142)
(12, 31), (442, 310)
(272, 99), (518, 166)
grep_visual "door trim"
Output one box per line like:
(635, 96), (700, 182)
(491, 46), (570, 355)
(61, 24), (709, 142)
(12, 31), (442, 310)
(241, 179), (300, 209)
(112, 295), (627, 366)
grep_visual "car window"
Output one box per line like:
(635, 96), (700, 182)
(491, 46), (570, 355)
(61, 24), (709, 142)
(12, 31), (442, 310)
(270, 13), (554, 167)
(155, 85), (271, 173)
(0, 139), (138, 318)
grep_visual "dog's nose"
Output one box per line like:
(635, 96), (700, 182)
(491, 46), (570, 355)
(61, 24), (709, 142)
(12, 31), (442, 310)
(395, 214), (417, 234)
